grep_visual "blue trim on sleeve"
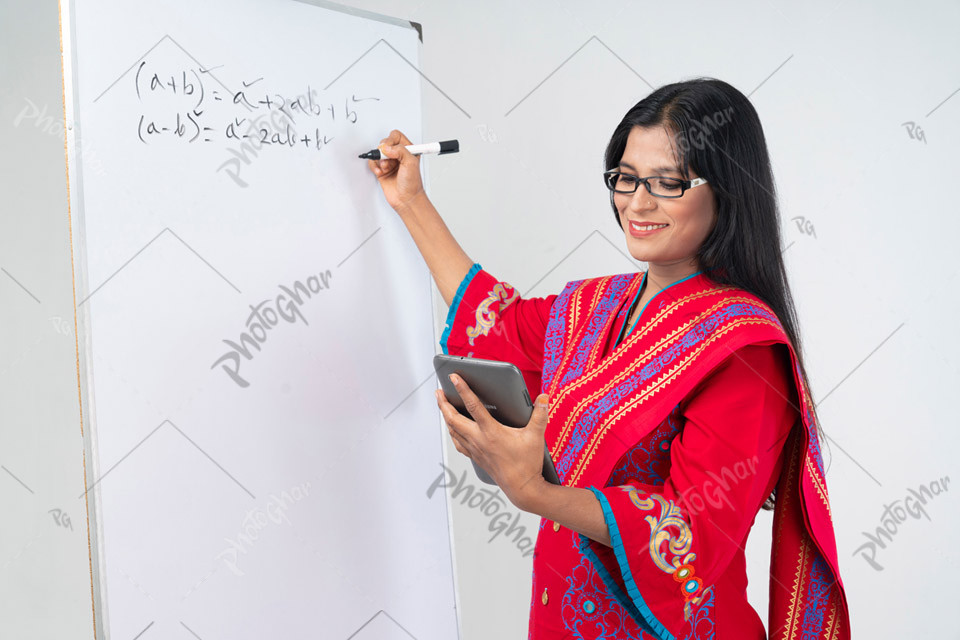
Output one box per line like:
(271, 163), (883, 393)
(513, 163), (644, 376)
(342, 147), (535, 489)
(579, 538), (661, 638)
(581, 486), (676, 640)
(439, 263), (483, 355)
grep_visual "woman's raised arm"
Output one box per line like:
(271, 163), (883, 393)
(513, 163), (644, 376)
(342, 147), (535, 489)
(367, 129), (473, 307)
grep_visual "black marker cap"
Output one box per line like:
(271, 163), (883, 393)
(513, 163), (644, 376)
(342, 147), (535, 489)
(438, 140), (459, 154)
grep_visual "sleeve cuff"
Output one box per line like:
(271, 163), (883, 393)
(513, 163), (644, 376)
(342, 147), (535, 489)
(578, 486), (675, 640)
(439, 262), (483, 355)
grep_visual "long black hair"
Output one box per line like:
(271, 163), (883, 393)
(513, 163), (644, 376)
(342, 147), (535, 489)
(604, 77), (825, 510)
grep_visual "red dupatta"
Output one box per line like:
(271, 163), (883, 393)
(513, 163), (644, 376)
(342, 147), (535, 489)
(539, 269), (850, 640)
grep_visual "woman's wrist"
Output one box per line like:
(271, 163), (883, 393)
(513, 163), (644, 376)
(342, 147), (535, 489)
(512, 474), (553, 514)
(519, 483), (613, 547)
(394, 189), (430, 219)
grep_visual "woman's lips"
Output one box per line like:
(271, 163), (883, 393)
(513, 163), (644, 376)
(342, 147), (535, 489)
(629, 221), (669, 238)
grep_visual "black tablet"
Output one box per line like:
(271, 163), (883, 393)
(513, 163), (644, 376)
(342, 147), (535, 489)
(433, 354), (561, 486)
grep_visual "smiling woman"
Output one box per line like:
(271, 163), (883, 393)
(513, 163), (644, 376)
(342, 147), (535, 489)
(612, 126), (717, 274)
(370, 77), (850, 640)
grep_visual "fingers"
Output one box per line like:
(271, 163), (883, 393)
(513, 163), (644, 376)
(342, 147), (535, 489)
(435, 388), (473, 458)
(369, 146), (397, 178)
(447, 374), (490, 424)
(388, 129), (412, 146)
(378, 129), (415, 166)
(371, 142), (398, 177)
(377, 143), (402, 165)
(380, 131), (404, 157)
(435, 388), (468, 436)
(448, 426), (470, 457)
(534, 394), (550, 417)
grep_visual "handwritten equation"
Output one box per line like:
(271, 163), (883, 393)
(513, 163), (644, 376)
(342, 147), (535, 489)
(132, 61), (379, 152)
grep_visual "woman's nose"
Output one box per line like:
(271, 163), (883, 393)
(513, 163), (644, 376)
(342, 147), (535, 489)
(628, 184), (656, 210)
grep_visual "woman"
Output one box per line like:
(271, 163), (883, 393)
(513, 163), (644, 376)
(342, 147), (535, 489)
(368, 78), (850, 640)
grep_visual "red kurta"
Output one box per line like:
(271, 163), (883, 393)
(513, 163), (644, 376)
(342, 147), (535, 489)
(440, 263), (848, 640)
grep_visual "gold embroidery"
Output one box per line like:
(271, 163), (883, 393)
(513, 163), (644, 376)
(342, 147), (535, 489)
(824, 599), (842, 640)
(567, 317), (781, 486)
(778, 537), (812, 640)
(546, 277), (611, 400)
(549, 292), (761, 459)
(584, 274), (645, 373)
(806, 457), (833, 518)
(623, 489), (710, 622)
(543, 271), (790, 487)
(466, 282), (518, 345)
(625, 491), (696, 574)
(555, 293), (764, 426)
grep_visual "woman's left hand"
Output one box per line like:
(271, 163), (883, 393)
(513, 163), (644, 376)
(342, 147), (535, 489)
(436, 374), (550, 511)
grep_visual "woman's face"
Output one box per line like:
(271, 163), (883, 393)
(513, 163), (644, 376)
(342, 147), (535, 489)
(615, 125), (717, 274)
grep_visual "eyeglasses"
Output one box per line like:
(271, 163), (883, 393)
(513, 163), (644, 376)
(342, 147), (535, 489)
(603, 170), (708, 198)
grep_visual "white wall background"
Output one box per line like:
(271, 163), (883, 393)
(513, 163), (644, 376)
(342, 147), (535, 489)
(1, 1), (98, 638)
(2, 0), (958, 638)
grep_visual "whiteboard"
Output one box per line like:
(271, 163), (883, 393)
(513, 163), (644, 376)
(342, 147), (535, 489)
(62, 0), (458, 638)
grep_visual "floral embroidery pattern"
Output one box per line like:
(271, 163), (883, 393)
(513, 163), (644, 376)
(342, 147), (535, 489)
(683, 585), (715, 639)
(801, 555), (831, 637)
(608, 403), (683, 487)
(466, 282), (519, 346)
(620, 488), (710, 621)
(561, 553), (654, 639)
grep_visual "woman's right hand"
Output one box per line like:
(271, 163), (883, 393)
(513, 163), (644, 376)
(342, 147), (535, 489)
(367, 129), (426, 215)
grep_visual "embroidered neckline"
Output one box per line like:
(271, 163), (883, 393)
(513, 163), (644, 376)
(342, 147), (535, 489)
(614, 269), (705, 350)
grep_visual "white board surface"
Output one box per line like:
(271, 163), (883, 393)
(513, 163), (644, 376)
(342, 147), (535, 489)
(63, 0), (457, 638)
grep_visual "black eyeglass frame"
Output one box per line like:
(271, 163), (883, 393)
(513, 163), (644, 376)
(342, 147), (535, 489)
(602, 170), (708, 199)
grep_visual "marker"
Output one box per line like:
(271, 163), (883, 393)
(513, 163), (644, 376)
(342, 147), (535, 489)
(358, 139), (459, 160)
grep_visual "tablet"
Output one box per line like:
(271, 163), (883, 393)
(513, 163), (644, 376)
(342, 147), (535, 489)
(433, 354), (561, 486)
